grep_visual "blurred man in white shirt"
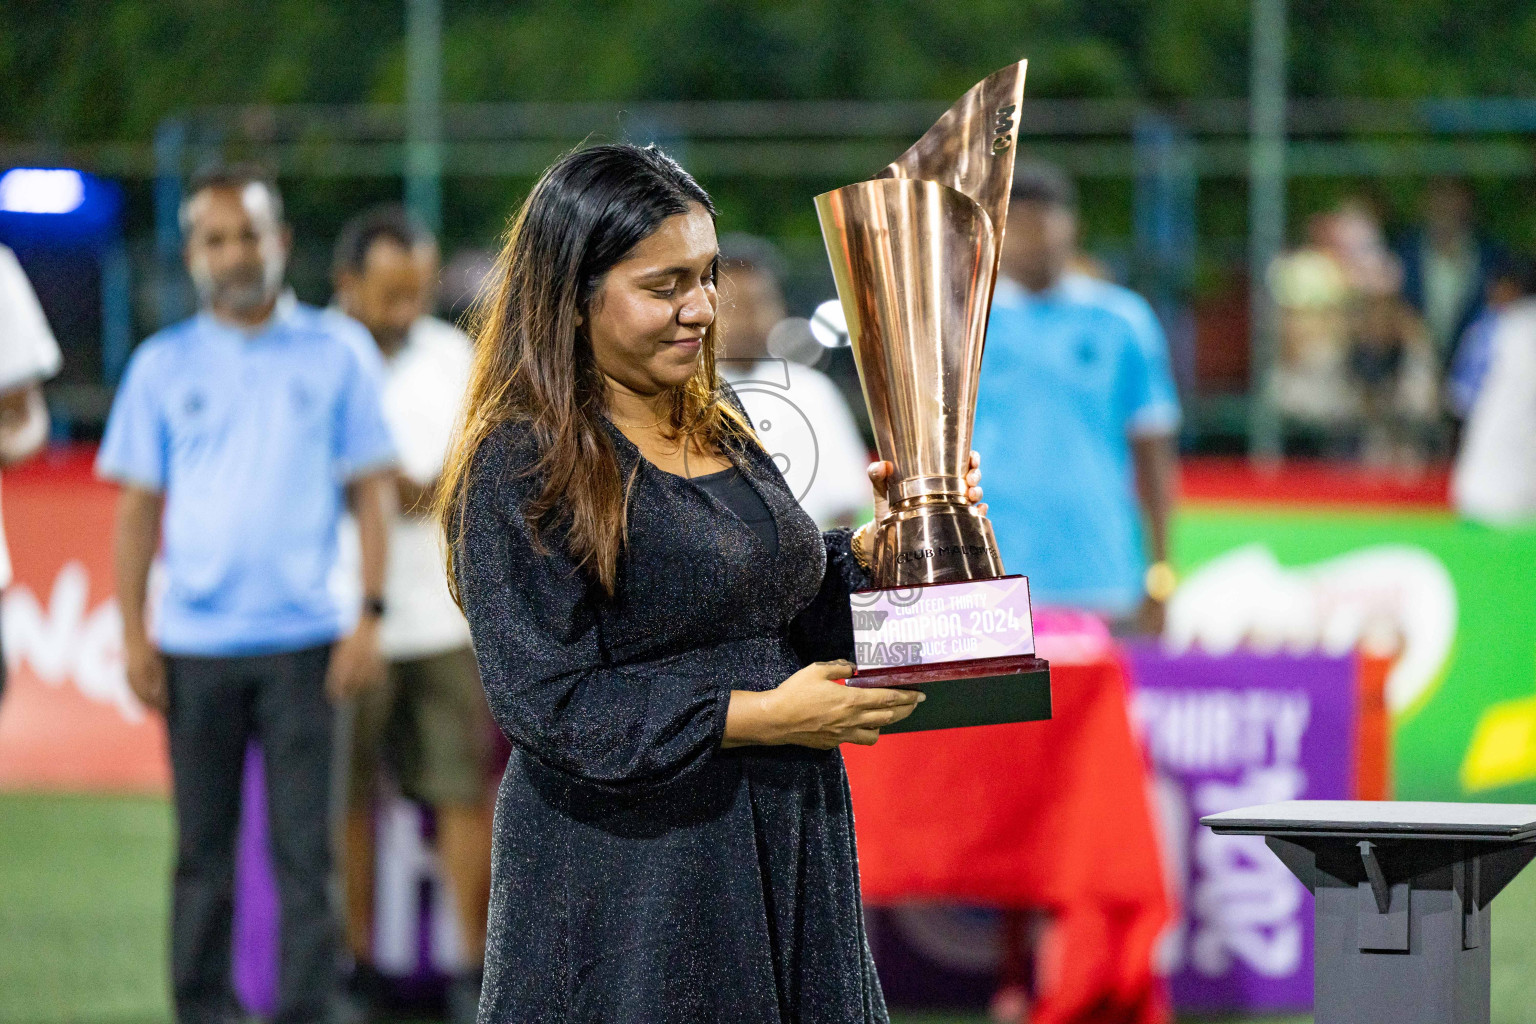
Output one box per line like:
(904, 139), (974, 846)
(0, 243), (63, 700)
(714, 235), (872, 528)
(330, 207), (489, 1021)
(1454, 297), (1536, 525)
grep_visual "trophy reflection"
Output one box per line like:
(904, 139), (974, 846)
(815, 60), (1052, 730)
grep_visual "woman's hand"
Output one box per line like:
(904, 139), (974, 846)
(866, 451), (987, 521)
(723, 660), (924, 749)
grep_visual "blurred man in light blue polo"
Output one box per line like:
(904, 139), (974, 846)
(974, 162), (1181, 1023)
(974, 161), (1180, 637)
(97, 164), (396, 1024)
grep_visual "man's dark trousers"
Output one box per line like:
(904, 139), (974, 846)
(164, 644), (340, 1024)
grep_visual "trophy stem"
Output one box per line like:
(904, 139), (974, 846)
(873, 503), (1005, 586)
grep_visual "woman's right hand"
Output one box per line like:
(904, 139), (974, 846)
(723, 660), (924, 749)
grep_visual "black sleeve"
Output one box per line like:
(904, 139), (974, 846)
(787, 525), (875, 666)
(455, 424), (733, 792)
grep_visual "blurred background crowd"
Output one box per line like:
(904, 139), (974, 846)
(6, 2), (1536, 489)
(4, 3), (1536, 1024)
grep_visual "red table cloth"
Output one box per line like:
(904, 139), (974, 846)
(844, 654), (1174, 1024)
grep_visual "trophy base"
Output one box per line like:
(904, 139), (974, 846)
(874, 502), (1005, 586)
(849, 655), (1052, 733)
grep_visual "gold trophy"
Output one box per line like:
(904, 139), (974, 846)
(816, 61), (1051, 731)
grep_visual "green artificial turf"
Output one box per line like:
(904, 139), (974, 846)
(0, 793), (173, 1023)
(2, 792), (1533, 1024)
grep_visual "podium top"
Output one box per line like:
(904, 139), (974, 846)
(1202, 800), (1536, 841)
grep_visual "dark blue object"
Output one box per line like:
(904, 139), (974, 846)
(0, 167), (131, 389)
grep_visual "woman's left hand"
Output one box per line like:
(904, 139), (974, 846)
(866, 450), (986, 522)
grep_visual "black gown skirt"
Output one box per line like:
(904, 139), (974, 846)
(454, 384), (888, 1023)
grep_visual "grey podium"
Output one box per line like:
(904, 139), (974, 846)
(1202, 800), (1536, 1024)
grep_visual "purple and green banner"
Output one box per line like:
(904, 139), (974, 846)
(1172, 508), (1536, 806)
(1127, 645), (1357, 1012)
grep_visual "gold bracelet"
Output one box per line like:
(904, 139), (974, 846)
(851, 522), (874, 570)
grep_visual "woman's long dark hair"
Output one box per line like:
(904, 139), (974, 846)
(435, 143), (757, 600)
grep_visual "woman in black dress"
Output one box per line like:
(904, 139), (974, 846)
(435, 143), (985, 1023)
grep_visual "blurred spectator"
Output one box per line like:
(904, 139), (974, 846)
(974, 161), (1179, 1022)
(0, 243), (63, 701)
(1269, 213), (1356, 433)
(96, 164), (396, 1024)
(1334, 200), (1438, 467)
(715, 233), (872, 527)
(330, 206), (490, 1021)
(1272, 200), (1439, 464)
(975, 162), (1181, 633)
(1453, 296), (1536, 524)
(1397, 178), (1502, 366)
(1348, 280), (1438, 470)
(1447, 257), (1534, 420)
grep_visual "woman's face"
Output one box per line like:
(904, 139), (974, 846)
(586, 203), (718, 398)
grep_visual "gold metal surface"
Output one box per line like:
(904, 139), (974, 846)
(879, 62), (1028, 303)
(815, 61), (1027, 587)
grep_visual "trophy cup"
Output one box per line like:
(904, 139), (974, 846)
(816, 60), (1052, 732)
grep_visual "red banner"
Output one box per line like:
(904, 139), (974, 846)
(1178, 457), (1451, 509)
(0, 446), (167, 793)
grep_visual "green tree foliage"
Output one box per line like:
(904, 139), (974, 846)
(8, 0), (1536, 145)
(7, 1), (1536, 313)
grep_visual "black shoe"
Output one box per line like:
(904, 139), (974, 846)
(336, 960), (387, 1024)
(446, 969), (483, 1024)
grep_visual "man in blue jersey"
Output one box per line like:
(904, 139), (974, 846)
(975, 163), (1181, 1024)
(974, 162), (1180, 639)
(98, 164), (396, 1024)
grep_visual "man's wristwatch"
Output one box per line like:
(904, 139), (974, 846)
(1144, 561), (1177, 603)
(361, 596), (387, 620)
